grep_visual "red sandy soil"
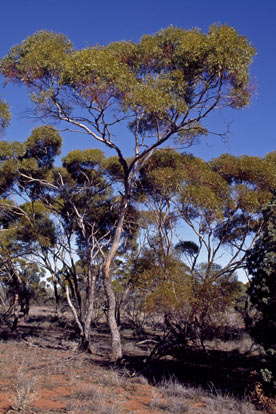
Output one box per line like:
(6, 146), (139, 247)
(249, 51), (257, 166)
(0, 341), (167, 414)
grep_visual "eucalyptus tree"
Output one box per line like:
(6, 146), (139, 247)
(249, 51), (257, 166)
(0, 139), (31, 329)
(1, 25), (255, 359)
(0, 226), (27, 331)
(43, 148), (121, 351)
(0, 200), (47, 330)
(0, 128), (65, 329)
(136, 149), (276, 344)
(0, 126), (138, 350)
(178, 151), (276, 277)
(140, 148), (276, 274)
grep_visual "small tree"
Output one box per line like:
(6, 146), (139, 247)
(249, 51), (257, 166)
(0, 127), (139, 350)
(0, 209), (47, 330)
(246, 199), (276, 392)
(135, 149), (275, 354)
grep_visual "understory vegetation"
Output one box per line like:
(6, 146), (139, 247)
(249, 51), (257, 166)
(0, 306), (273, 413)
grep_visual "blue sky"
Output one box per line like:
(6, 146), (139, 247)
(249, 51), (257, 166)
(0, 0), (275, 161)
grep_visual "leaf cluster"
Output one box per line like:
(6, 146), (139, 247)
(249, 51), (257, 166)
(0, 98), (11, 131)
(1, 25), (256, 136)
(246, 199), (276, 390)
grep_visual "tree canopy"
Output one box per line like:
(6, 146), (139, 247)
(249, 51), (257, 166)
(1, 25), (255, 158)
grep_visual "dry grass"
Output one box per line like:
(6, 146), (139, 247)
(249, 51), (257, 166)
(0, 340), (271, 414)
(151, 378), (263, 414)
(10, 375), (38, 413)
(99, 369), (124, 387)
(0, 306), (273, 414)
(71, 384), (102, 402)
(204, 333), (258, 354)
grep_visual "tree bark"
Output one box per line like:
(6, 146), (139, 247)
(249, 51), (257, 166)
(81, 266), (96, 353)
(52, 276), (61, 317)
(104, 275), (122, 361)
(65, 263), (96, 353)
(102, 198), (128, 361)
(11, 293), (19, 332)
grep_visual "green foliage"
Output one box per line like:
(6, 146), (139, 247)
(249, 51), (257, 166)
(24, 125), (62, 168)
(1, 31), (72, 84)
(0, 99), (11, 131)
(129, 248), (191, 314)
(189, 263), (241, 323)
(102, 156), (125, 181)
(0, 126), (63, 199)
(246, 199), (276, 391)
(1, 25), (255, 139)
(0, 141), (25, 196)
(0, 201), (49, 325)
(62, 148), (106, 188)
(211, 154), (276, 211)
(0, 128), (137, 259)
(63, 148), (104, 170)
(0, 141), (25, 160)
(139, 148), (276, 227)
(18, 201), (57, 248)
(138, 148), (184, 199)
(0, 199), (56, 254)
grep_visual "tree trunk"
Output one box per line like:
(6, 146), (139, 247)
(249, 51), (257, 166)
(81, 266), (96, 353)
(115, 305), (121, 327)
(65, 284), (85, 344)
(10, 265), (24, 332)
(115, 282), (131, 327)
(103, 193), (129, 361)
(102, 197), (128, 361)
(11, 293), (19, 332)
(52, 277), (61, 317)
(22, 295), (30, 322)
(65, 263), (96, 353)
(104, 275), (122, 361)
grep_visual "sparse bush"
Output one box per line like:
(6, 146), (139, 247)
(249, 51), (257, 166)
(10, 375), (37, 412)
(72, 385), (102, 401)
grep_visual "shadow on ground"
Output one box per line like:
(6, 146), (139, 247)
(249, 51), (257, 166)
(0, 311), (262, 398)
